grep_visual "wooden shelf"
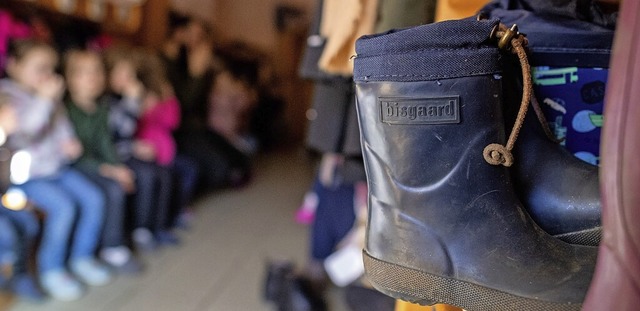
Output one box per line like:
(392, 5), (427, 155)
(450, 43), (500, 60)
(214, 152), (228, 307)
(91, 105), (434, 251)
(1, 0), (169, 48)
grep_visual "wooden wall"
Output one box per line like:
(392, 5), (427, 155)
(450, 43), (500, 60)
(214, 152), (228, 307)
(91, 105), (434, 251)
(1, 0), (170, 48)
(170, 0), (216, 24)
(2, 0), (316, 144)
(168, 0), (318, 144)
(208, 0), (315, 143)
(171, 0), (315, 55)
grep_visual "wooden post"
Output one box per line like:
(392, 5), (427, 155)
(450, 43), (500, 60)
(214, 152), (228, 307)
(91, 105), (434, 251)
(395, 300), (464, 311)
(136, 0), (170, 48)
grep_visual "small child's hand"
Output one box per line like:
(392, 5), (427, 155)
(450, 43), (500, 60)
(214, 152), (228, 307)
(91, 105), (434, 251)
(62, 139), (83, 160)
(188, 43), (213, 77)
(36, 74), (65, 101)
(100, 164), (136, 193)
(142, 92), (159, 111)
(112, 165), (136, 193)
(123, 79), (144, 100)
(133, 140), (156, 162)
(0, 105), (18, 137)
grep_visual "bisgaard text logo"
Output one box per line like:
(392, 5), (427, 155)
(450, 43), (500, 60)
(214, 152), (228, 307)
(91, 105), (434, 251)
(379, 96), (460, 125)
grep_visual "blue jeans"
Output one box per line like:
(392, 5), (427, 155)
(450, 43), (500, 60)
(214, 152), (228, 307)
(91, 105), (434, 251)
(0, 216), (17, 268)
(310, 177), (356, 261)
(126, 158), (172, 232)
(0, 208), (39, 274)
(173, 154), (198, 209)
(18, 168), (105, 273)
(79, 170), (127, 247)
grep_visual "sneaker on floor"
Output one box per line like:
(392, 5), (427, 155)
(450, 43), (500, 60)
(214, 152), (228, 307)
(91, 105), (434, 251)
(113, 256), (143, 275)
(133, 228), (158, 252)
(70, 258), (112, 286)
(100, 247), (143, 275)
(40, 270), (84, 301)
(10, 274), (46, 302)
(0, 266), (8, 289)
(176, 210), (194, 230)
(155, 230), (180, 246)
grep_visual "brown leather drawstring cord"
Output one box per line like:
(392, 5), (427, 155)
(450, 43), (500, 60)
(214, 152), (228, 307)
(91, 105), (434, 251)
(483, 23), (558, 167)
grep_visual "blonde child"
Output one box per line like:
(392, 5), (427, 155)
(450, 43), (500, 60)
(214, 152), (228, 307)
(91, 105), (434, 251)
(63, 49), (142, 273)
(106, 47), (179, 247)
(0, 93), (44, 301)
(137, 52), (198, 236)
(0, 39), (111, 301)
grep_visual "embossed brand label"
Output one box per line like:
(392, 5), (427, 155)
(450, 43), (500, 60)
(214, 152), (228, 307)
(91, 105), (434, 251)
(379, 96), (460, 125)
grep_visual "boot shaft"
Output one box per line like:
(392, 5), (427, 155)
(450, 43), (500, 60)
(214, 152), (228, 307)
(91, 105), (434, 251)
(354, 17), (597, 309)
(354, 18), (501, 83)
(355, 18), (512, 226)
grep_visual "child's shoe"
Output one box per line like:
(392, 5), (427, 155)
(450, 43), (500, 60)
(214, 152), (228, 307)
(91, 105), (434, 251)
(40, 269), (84, 301)
(100, 246), (144, 275)
(70, 257), (112, 286)
(155, 230), (180, 246)
(295, 208), (315, 225)
(295, 191), (318, 225)
(0, 264), (10, 288)
(176, 209), (194, 230)
(10, 273), (46, 302)
(133, 228), (158, 252)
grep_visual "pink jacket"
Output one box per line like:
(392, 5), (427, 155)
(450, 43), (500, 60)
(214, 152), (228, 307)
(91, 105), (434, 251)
(136, 96), (180, 166)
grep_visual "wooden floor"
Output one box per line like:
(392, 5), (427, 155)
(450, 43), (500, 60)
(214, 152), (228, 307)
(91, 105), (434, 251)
(4, 148), (349, 311)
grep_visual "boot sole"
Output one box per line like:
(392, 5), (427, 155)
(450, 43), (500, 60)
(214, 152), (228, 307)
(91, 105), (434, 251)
(363, 250), (582, 311)
(554, 227), (602, 246)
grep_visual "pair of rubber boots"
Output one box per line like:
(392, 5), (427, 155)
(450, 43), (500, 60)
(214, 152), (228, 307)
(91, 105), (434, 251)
(354, 18), (600, 310)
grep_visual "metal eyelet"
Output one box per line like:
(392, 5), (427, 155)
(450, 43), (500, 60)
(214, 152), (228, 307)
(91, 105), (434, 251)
(498, 24), (519, 50)
(476, 13), (489, 21)
(489, 24), (499, 41)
